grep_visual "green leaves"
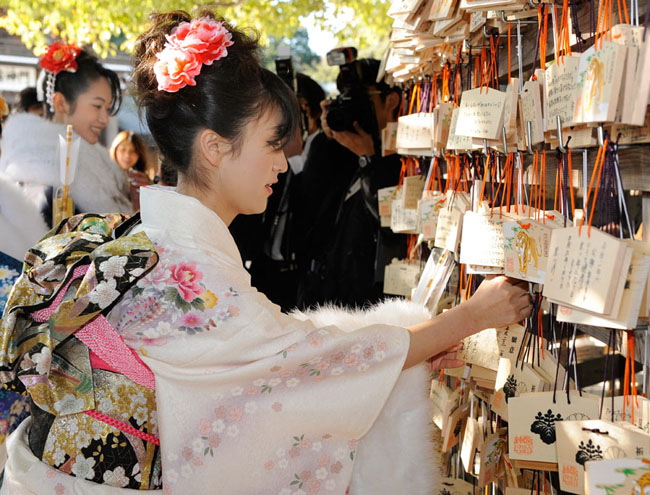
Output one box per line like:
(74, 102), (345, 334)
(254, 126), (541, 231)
(164, 287), (190, 313)
(2, 0), (392, 58)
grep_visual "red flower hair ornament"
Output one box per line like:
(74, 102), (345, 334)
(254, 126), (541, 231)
(38, 42), (82, 113)
(154, 18), (234, 93)
(39, 42), (82, 74)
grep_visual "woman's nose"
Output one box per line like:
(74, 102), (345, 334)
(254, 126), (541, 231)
(275, 154), (288, 174)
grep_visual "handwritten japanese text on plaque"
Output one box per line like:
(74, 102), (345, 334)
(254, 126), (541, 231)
(456, 88), (507, 140)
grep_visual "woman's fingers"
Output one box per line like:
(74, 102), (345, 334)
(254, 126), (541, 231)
(467, 276), (535, 329)
(439, 358), (465, 369)
(427, 348), (465, 371)
(446, 342), (463, 353)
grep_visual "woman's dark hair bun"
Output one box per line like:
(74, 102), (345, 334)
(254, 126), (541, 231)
(132, 10), (299, 187)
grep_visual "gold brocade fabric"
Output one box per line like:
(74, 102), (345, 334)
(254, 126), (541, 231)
(0, 213), (162, 489)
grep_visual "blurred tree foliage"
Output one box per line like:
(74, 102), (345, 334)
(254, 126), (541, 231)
(261, 28), (320, 72)
(0, 0), (392, 58)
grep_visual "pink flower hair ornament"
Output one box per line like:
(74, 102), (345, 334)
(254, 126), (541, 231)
(154, 18), (234, 93)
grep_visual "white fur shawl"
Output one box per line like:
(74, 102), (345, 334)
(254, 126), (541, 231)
(294, 299), (441, 495)
(0, 174), (48, 260)
(0, 113), (133, 216)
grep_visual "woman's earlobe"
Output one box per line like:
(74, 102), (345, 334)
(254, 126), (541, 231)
(51, 92), (69, 116)
(198, 129), (225, 168)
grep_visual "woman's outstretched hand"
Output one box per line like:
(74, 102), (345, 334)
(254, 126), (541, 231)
(404, 275), (532, 370)
(464, 275), (532, 330)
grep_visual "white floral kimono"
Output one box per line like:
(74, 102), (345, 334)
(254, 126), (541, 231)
(2, 186), (438, 495)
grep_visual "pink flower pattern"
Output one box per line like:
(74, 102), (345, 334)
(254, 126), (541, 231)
(267, 433), (357, 493)
(180, 312), (203, 327)
(161, 329), (386, 492)
(113, 244), (240, 340)
(168, 262), (204, 302)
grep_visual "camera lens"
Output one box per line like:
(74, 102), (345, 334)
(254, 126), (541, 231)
(326, 105), (351, 133)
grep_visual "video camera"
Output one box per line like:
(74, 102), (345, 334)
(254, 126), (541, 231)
(325, 47), (378, 136)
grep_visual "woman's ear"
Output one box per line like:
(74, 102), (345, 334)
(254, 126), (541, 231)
(197, 129), (230, 168)
(51, 92), (70, 117)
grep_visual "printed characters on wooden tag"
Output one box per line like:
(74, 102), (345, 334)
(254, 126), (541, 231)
(492, 357), (546, 421)
(556, 420), (650, 495)
(508, 391), (600, 463)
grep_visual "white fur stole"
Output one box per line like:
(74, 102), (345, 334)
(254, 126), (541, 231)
(293, 299), (440, 495)
(0, 113), (133, 216)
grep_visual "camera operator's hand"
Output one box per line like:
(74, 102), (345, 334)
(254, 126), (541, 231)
(320, 99), (375, 157)
(331, 121), (375, 158)
(320, 100), (334, 139)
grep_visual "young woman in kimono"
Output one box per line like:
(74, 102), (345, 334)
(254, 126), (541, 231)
(0, 11), (532, 495)
(0, 43), (133, 228)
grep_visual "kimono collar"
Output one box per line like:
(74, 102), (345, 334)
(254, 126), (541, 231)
(139, 186), (243, 266)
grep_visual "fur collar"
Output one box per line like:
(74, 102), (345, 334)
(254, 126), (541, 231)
(0, 113), (133, 216)
(295, 300), (440, 495)
(0, 174), (48, 260)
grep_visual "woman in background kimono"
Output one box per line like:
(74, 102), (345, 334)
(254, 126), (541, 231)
(0, 11), (532, 495)
(0, 44), (133, 228)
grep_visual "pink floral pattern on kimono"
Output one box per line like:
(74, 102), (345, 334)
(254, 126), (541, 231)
(112, 244), (240, 343)
(161, 330), (392, 494)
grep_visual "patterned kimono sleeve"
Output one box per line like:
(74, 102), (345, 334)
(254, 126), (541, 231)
(119, 256), (411, 495)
